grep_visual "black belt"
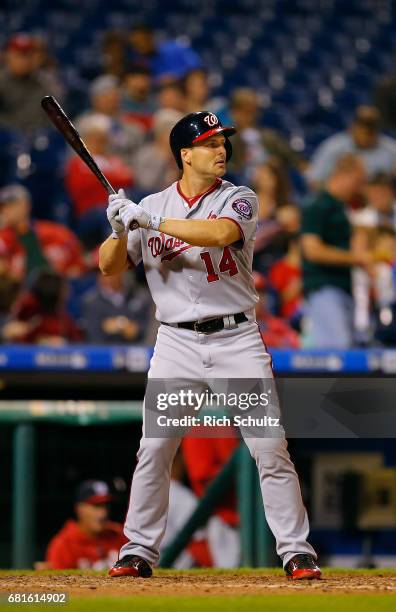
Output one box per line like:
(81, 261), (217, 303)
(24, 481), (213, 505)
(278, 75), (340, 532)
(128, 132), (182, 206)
(162, 312), (248, 334)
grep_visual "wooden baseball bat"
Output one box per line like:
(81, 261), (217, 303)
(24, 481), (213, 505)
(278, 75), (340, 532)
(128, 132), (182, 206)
(41, 95), (138, 230)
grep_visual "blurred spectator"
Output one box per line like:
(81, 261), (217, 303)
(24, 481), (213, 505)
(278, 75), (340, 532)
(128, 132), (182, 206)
(277, 204), (301, 234)
(371, 227), (396, 345)
(161, 451), (213, 568)
(301, 154), (371, 348)
(64, 114), (133, 248)
(122, 64), (156, 131)
(31, 34), (63, 100)
(372, 225), (396, 307)
(349, 174), (396, 341)
(81, 270), (152, 344)
(0, 185), (85, 280)
(182, 437), (238, 528)
(157, 80), (186, 113)
(102, 31), (127, 79)
(252, 160), (296, 272)
(373, 226), (396, 266)
(352, 219), (396, 346)
(184, 69), (210, 113)
(45, 480), (126, 570)
(227, 88), (302, 181)
(268, 233), (302, 323)
(0, 274), (20, 342)
(183, 68), (228, 119)
(254, 272), (300, 348)
(3, 269), (82, 345)
(374, 74), (396, 131)
(77, 75), (144, 165)
(307, 106), (396, 186)
(350, 173), (396, 231)
(133, 109), (183, 193)
(89, 75), (120, 115)
(126, 24), (202, 83)
(0, 33), (59, 133)
(181, 437), (240, 567)
(31, 34), (54, 71)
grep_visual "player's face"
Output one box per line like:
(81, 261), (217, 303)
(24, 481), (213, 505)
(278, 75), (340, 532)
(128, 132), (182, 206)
(186, 134), (227, 177)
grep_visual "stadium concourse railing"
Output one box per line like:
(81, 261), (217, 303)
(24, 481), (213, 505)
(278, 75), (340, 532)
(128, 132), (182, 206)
(2, 345), (396, 569)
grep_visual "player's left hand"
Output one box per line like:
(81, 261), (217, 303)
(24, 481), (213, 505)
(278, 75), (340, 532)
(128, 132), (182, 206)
(118, 201), (163, 231)
(107, 191), (163, 231)
(117, 200), (149, 229)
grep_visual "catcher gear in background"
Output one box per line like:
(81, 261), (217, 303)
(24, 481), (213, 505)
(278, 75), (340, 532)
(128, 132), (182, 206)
(169, 111), (236, 169)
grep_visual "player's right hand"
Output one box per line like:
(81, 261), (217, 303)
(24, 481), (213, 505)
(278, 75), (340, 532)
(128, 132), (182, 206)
(107, 189), (128, 236)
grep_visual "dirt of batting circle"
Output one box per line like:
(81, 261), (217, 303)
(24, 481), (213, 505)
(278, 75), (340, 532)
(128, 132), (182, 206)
(1, 571), (396, 597)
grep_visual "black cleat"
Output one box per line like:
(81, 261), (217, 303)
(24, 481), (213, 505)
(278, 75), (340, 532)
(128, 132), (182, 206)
(284, 554), (321, 580)
(109, 554), (153, 578)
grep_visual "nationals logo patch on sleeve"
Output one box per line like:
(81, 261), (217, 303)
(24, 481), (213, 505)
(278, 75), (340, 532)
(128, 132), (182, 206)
(232, 199), (253, 220)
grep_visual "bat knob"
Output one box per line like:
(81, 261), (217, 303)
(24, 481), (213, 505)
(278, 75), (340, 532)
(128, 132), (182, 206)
(129, 220), (139, 231)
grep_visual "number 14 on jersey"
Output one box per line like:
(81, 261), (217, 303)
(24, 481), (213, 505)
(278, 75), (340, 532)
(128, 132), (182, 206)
(200, 247), (238, 283)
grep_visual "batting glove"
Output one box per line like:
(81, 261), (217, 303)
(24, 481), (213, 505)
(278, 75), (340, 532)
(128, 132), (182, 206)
(118, 201), (163, 231)
(107, 189), (128, 238)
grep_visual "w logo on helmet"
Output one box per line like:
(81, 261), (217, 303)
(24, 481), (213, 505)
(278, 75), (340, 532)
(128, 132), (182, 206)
(204, 113), (219, 127)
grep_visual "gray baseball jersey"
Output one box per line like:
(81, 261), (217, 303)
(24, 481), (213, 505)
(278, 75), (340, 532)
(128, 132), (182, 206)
(127, 178), (259, 323)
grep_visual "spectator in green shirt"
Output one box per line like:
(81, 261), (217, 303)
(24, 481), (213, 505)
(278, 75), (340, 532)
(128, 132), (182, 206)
(301, 154), (371, 348)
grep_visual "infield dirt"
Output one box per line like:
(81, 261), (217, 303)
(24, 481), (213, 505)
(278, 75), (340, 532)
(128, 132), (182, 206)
(1, 570), (396, 597)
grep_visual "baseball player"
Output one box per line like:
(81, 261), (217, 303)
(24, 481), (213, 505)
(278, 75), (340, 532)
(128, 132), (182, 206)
(99, 111), (321, 580)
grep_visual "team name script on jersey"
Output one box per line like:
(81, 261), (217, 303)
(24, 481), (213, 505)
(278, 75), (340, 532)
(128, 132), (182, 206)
(147, 212), (217, 262)
(148, 233), (191, 262)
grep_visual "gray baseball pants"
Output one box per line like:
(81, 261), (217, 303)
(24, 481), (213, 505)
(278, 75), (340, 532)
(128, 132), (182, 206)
(120, 319), (317, 567)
